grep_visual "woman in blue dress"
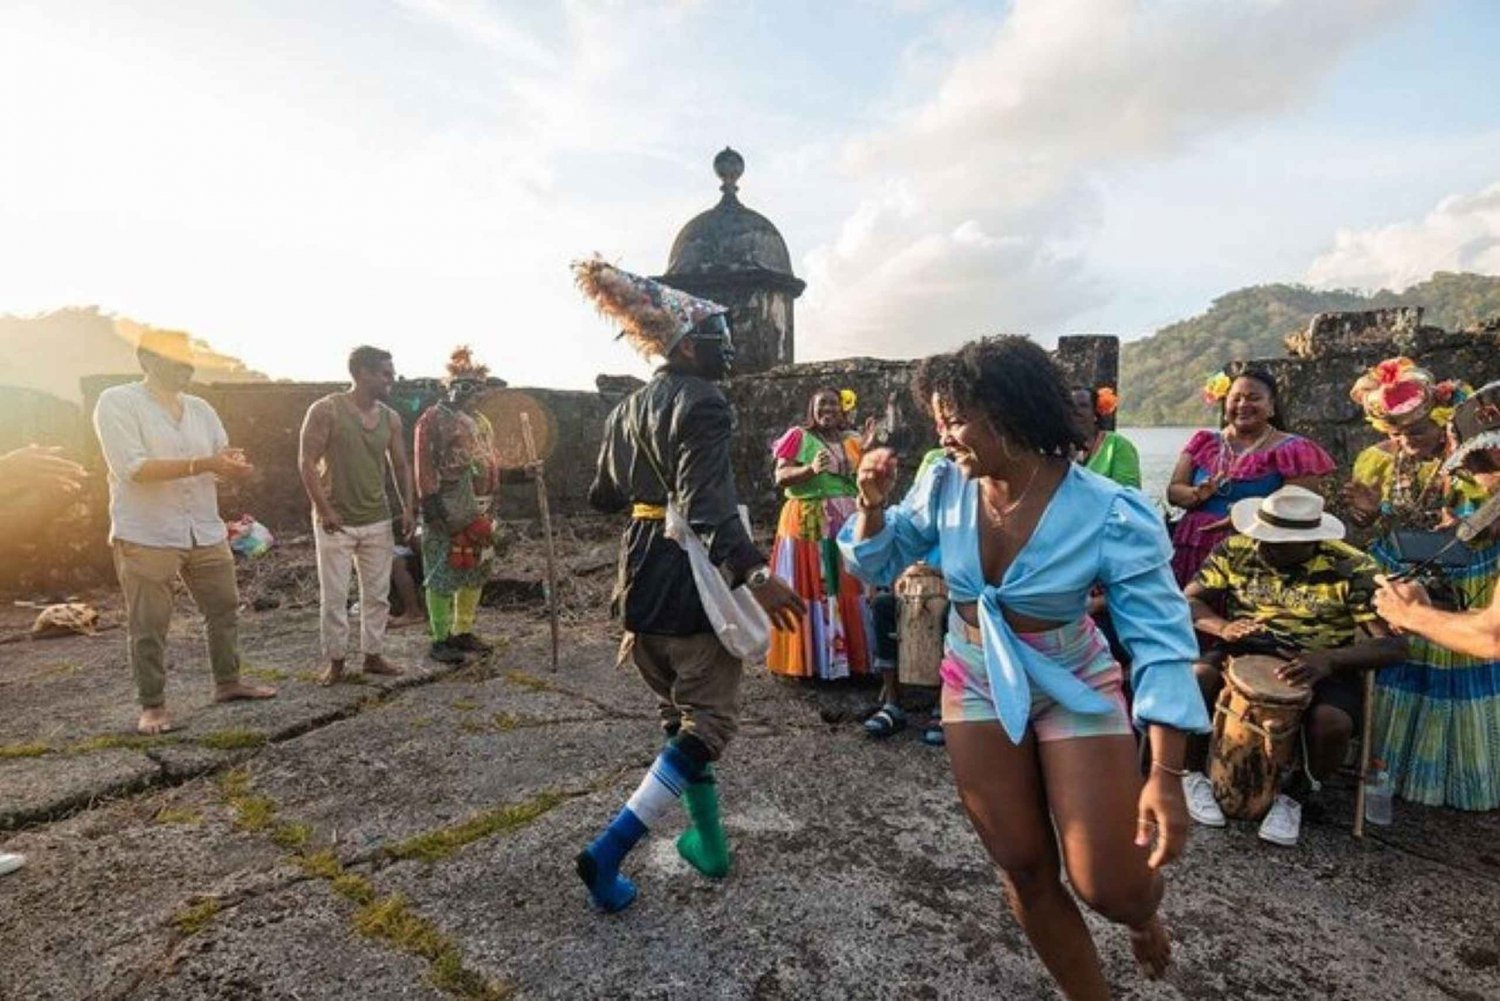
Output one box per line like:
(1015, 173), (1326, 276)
(840, 338), (1209, 998)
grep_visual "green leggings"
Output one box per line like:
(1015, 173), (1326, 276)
(427, 586), (481, 641)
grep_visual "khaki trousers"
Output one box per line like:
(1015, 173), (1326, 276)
(621, 631), (743, 759)
(112, 540), (242, 708)
(313, 518), (393, 659)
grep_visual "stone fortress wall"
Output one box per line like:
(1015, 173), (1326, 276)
(3, 147), (1498, 595)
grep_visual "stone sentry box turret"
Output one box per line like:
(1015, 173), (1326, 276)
(656, 148), (805, 377)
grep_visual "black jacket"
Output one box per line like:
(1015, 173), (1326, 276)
(589, 366), (765, 635)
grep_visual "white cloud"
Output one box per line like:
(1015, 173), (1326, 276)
(800, 0), (1417, 357)
(1306, 180), (1500, 291)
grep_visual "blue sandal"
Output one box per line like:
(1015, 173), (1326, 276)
(863, 704), (907, 739)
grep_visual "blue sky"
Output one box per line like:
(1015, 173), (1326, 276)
(2, 0), (1497, 388)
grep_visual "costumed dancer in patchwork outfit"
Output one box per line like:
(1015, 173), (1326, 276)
(414, 347), (501, 665)
(841, 338), (1210, 994)
(571, 258), (804, 913)
(766, 388), (875, 679)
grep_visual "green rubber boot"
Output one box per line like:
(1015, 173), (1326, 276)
(676, 769), (731, 879)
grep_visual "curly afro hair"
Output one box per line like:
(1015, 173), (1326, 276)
(913, 336), (1086, 458)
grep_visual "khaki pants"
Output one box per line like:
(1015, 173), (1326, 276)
(621, 631), (743, 759)
(112, 540), (242, 708)
(314, 518), (393, 659)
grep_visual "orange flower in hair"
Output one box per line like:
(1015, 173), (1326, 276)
(1094, 386), (1118, 418)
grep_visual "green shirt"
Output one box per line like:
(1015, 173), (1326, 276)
(1083, 431), (1141, 489)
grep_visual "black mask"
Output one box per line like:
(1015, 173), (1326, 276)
(688, 314), (734, 381)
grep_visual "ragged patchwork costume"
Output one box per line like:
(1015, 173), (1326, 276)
(572, 258), (768, 912)
(414, 348), (500, 660)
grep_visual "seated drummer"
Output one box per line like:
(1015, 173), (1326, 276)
(1180, 486), (1405, 846)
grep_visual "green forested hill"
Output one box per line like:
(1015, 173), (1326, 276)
(1119, 271), (1500, 425)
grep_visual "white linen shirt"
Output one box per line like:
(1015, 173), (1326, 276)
(93, 381), (230, 548)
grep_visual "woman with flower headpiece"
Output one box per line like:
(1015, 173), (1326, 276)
(1340, 359), (1482, 535)
(414, 346), (502, 665)
(1070, 385), (1140, 489)
(766, 387), (876, 679)
(1166, 366), (1335, 586)
(1343, 360), (1500, 810)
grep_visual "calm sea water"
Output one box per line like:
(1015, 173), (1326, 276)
(1117, 426), (1205, 506)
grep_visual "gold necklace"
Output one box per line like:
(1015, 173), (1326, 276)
(985, 460), (1042, 524)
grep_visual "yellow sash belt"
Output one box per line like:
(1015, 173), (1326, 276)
(631, 503), (667, 520)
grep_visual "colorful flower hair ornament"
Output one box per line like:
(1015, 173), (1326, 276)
(1202, 371), (1232, 405)
(1349, 356), (1435, 433)
(1430, 380), (1472, 429)
(1094, 386), (1119, 419)
(839, 389), (857, 414)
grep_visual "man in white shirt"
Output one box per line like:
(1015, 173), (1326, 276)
(92, 330), (276, 735)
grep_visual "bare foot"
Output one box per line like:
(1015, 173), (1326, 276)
(214, 681), (278, 703)
(362, 654), (403, 677)
(318, 660), (346, 687)
(387, 614), (425, 631)
(1129, 916), (1173, 980)
(138, 706), (175, 734)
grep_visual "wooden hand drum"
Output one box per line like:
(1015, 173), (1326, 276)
(894, 564), (947, 688)
(1208, 654), (1312, 820)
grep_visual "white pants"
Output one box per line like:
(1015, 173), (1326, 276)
(314, 518), (394, 659)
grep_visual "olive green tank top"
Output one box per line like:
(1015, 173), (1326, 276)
(322, 395), (393, 527)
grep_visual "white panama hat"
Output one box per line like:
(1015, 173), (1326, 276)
(1230, 485), (1345, 543)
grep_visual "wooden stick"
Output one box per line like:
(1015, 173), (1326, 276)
(519, 413), (560, 671)
(1353, 669), (1374, 839)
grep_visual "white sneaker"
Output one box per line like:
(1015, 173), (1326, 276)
(1183, 771), (1226, 828)
(1258, 794), (1302, 846)
(0, 852), (25, 876)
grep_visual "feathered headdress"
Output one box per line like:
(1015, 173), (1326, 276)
(445, 345), (489, 384)
(572, 257), (727, 359)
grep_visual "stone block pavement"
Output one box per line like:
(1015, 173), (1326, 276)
(2, 596), (1498, 1000)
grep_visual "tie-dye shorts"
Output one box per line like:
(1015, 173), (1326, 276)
(938, 612), (1132, 742)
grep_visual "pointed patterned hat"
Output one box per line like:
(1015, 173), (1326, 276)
(572, 257), (727, 359)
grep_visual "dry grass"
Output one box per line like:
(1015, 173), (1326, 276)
(171, 897), (220, 936)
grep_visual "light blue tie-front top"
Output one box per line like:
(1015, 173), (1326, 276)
(837, 459), (1210, 744)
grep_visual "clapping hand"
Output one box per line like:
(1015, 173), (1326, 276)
(208, 447), (254, 479)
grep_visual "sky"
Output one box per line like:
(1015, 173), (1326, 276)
(2, 0), (1498, 389)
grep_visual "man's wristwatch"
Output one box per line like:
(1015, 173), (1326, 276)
(745, 565), (773, 590)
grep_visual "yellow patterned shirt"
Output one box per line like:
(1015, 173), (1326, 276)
(1193, 535), (1379, 651)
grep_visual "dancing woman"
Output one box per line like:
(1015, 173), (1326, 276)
(839, 337), (1209, 999)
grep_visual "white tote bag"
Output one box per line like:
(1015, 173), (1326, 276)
(662, 501), (771, 662)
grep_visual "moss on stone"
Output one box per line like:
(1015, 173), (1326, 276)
(71, 733), (180, 754)
(501, 669), (554, 693)
(331, 872), (378, 906)
(387, 790), (566, 864)
(172, 897), (220, 936)
(0, 742), (53, 759)
(450, 697), (480, 712)
(296, 848), (342, 879)
(242, 666), (290, 683)
(353, 894), (512, 1000)
(271, 822), (312, 849)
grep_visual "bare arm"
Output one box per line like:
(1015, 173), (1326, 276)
(1374, 577), (1500, 659)
(298, 400), (340, 530)
(386, 410), (415, 536)
(774, 454), (827, 487)
(1165, 451), (1213, 509)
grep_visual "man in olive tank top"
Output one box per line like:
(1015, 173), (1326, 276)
(298, 346), (416, 685)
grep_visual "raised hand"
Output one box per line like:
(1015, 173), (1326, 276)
(856, 447), (898, 508)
